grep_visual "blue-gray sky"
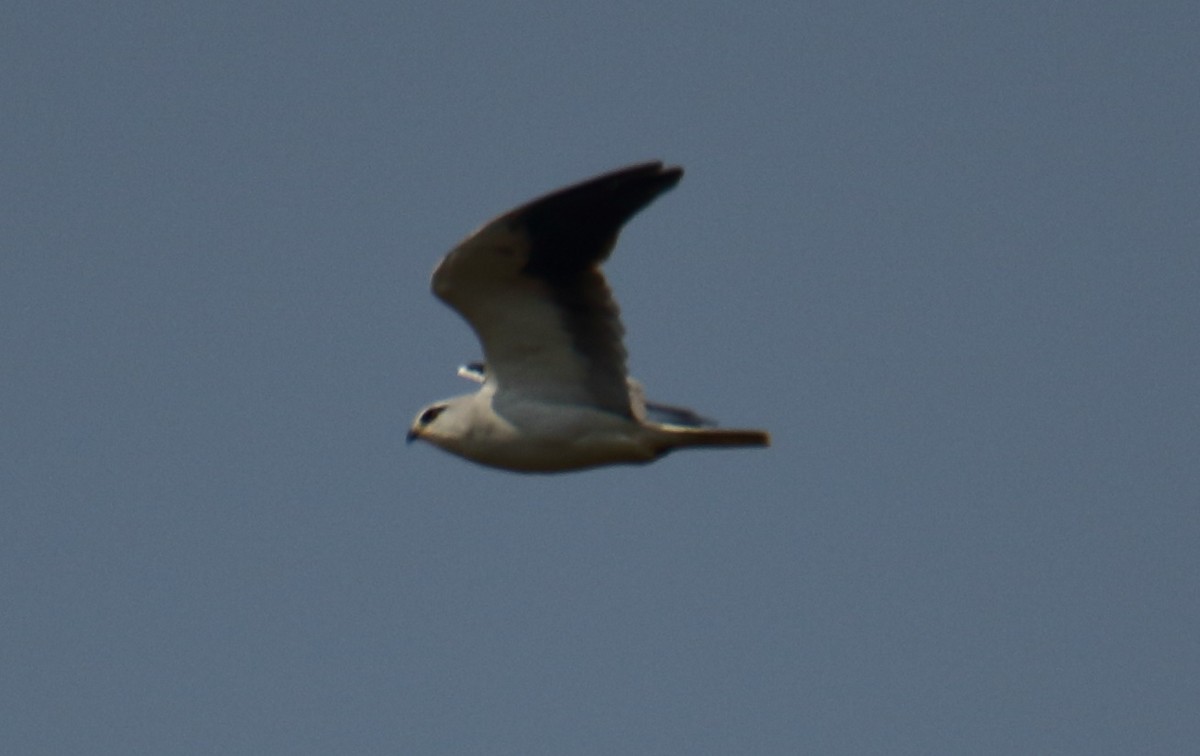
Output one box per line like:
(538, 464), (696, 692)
(4, 2), (1198, 754)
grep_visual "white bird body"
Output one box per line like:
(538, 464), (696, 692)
(408, 162), (769, 472)
(413, 384), (653, 472)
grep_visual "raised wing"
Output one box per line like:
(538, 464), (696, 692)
(431, 162), (683, 417)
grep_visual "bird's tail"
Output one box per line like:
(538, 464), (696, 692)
(657, 426), (771, 450)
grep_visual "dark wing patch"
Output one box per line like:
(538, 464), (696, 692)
(513, 162), (683, 279)
(504, 162), (683, 416)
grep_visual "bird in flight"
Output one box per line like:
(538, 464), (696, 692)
(407, 162), (770, 472)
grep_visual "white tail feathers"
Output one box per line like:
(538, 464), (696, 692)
(659, 426), (771, 450)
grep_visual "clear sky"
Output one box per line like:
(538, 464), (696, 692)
(4, 2), (1198, 754)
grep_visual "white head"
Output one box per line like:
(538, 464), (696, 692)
(406, 395), (475, 451)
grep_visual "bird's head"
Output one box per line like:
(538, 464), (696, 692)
(406, 397), (472, 449)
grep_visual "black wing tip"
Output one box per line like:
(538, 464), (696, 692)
(523, 161), (683, 211)
(591, 159), (684, 209)
(602, 159), (683, 180)
(598, 161), (684, 194)
(516, 161), (686, 279)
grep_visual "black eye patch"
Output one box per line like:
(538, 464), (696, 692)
(419, 406), (446, 425)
